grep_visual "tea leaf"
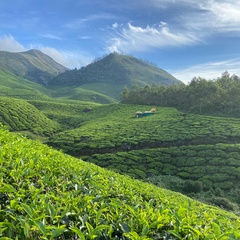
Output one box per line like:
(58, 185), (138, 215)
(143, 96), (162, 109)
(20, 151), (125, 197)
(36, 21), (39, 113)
(35, 221), (46, 236)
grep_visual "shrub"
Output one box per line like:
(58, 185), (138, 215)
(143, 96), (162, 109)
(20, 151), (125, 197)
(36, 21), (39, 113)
(183, 180), (203, 193)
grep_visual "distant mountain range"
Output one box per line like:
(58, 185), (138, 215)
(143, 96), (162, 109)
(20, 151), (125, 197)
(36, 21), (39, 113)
(0, 49), (68, 85)
(51, 52), (181, 99)
(0, 49), (181, 101)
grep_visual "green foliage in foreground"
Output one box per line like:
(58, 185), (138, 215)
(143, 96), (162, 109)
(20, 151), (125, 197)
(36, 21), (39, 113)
(0, 125), (240, 239)
(87, 144), (240, 212)
(0, 97), (60, 136)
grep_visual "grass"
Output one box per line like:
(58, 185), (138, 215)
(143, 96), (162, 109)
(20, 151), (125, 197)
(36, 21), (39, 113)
(46, 85), (117, 104)
(0, 70), (51, 100)
(0, 124), (239, 239)
(0, 70), (118, 104)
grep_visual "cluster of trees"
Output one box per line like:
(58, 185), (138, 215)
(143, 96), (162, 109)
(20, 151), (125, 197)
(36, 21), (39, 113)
(121, 72), (240, 117)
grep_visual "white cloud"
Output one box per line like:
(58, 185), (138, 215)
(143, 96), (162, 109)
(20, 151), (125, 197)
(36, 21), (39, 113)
(202, 1), (240, 32)
(31, 45), (93, 68)
(0, 35), (93, 69)
(166, 1), (240, 33)
(171, 58), (240, 84)
(107, 23), (198, 53)
(52, 50), (93, 69)
(112, 22), (118, 28)
(40, 34), (62, 40)
(179, 1), (240, 34)
(107, 1), (240, 54)
(65, 13), (116, 29)
(37, 47), (70, 66)
(0, 35), (25, 52)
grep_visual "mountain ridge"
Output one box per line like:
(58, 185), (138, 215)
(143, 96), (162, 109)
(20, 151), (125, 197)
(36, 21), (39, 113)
(0, 49), (182, 101)
(0, 49), (68, 85)
(51, 52), (181, 99)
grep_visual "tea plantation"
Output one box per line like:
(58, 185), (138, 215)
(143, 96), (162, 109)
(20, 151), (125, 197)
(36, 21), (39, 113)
(48, 104), (240, 155)
(0, 97), (60, 136)
(0, 125), (240, 239)
(44, 104), (240, 211)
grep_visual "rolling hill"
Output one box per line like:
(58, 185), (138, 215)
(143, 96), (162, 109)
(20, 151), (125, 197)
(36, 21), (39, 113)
(0, 49), (68, 85)
(0, 69), (116, 104)
(0, 97), (60, 136)
(46, 103), (240, 211)
(0, 124), (239, 239)
(0, 50), (182, 102)
(51, 52), (181, 99)
(0, 70), (52, 100)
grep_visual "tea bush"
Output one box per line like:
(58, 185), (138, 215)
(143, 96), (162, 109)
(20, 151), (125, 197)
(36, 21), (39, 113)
(0, 125), (240, 239)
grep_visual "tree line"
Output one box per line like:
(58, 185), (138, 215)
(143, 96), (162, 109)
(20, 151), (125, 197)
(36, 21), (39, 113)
(121, 71), (240, 117)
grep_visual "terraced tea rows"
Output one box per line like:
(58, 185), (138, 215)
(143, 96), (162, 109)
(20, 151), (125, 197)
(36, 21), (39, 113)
(87, 144), (240, 191)
(0, 97), (60, 136)
(48, 104), (240, 155)
(0, 125), (239, 239)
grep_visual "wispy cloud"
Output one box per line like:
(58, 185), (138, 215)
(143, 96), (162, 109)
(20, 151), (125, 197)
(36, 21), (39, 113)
(180, 1), (240, 33)
(0, 35), (93, 68)
(65, 13), (116, 29)
(0, 35), (25, 52)
(30, 44), (93, 68)
(40, 34), (62, 40)
(107, 22), (198, 53)
(107, 1), (240, 53)
(171, 58), (240, 84)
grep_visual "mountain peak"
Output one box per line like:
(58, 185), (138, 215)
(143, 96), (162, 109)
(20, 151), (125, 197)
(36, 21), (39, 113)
(0, 49), (68, 85)
(51, 53), (181, 99)
(22, 49), (43, 56)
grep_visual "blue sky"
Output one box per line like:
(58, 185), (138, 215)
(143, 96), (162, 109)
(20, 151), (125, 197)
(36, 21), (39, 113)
(0, 0), (240, 83)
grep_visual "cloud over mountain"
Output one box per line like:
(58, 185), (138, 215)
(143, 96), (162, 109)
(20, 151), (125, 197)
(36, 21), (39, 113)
(0, 35), (25, 52)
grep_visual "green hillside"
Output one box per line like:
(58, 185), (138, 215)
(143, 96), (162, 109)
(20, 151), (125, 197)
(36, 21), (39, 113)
(0, 50), (181, 103)
(28, 100), (102, 129)
(48, 104), (240, 155)
(47, 104), (240, 210)
(0, 50), (67, 85)
(47, 85), (117, 104)
(0, 97), (60, 136)
(0, 70), (117, 104)
(0, 125), (239, 239)
(51, 52), (181, 99)
(0, 70), (51, 100)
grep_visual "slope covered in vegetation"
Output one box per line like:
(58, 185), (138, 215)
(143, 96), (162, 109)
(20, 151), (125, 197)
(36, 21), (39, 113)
(121, 72), (240, 118)
(0, 50), (67, 85)
(0, 70), (117, 104)
(46, 104), (240, 211)
(0, 97), (60, 136)
(51, 52), (181, 99)
(0, 70), (51, 100)
(28, 100), (102, 129)
(0, 125), (239, 239)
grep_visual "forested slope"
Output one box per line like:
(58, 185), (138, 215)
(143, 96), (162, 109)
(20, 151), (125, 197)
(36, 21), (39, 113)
(121, 72), (240, 118)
